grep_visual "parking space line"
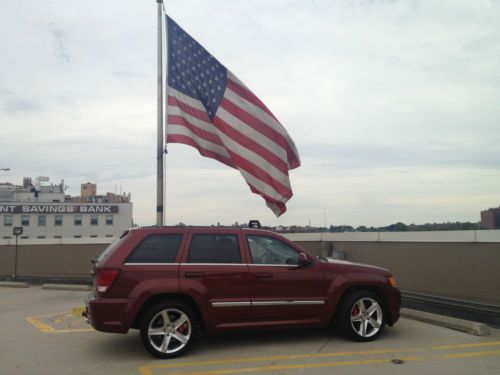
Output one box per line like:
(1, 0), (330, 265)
(138, 347), (409, 374)
(147, 356), (422, 375)
(25, 312), (94, 334)
(138, 340), (500, 375)
(432, 341), (500, 350)
(442, 349), (500, 359)
(25, 317), (55, 333)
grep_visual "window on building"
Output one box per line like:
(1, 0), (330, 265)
(3, 236), (12, 239)
(126, 234), (183, 264)
(246, 235), (300, 265)
(21, 236), (29, 239)
(74, 235), (82, 238)
(54, 235), (62, 239)
(90, 235), (98, 238)
(54, 215), (63, 226)
(187, 234), (241, 264)
(38, 215), (46, 226)
(21, 215), (30, 226)
(74, 215), (82, 226)
(105, 215), (113, 225)
(90, 215), (98, 226)
(105, 234), (113, 238)
(4, 215), (12, 227)
(37, 236), (46, 239)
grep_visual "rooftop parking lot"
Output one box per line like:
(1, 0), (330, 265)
(1, 286), (499, 375)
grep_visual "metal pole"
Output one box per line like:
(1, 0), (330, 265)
(13, 234), (18, 279)
(156, 0), (164, 226)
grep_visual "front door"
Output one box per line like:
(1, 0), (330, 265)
(246, 234), (325, 324)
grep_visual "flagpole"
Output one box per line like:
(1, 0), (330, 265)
(156, 0), (164, 226)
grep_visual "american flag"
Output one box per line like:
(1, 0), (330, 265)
(165, 16), (300, 216)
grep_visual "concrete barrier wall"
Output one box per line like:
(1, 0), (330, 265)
(292, 240), (500, 305)
(0, 243), (107, 278)
(1, 231), (499, 305)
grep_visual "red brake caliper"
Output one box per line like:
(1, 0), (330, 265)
(352, 305), (360, 317)
(178, 323), (187, 334)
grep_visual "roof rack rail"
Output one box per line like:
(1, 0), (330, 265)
(248, 220), (262, 229)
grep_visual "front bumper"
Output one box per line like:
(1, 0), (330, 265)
(84, 291), (129, 334)
(386, 287), (401, 326)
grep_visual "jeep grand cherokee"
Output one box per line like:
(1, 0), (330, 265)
(84, 225), (400, 358)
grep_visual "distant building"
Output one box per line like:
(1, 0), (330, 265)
(480, 206), (500, 229)
(0, 176), (132, 240)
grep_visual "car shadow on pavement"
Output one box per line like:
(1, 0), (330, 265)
(85, 325), (402, 361)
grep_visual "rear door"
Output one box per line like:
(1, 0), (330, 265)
(245, 233), (326, 323)
(179, 229), (251, 328)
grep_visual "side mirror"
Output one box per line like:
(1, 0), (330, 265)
(298, 253), (311, 267)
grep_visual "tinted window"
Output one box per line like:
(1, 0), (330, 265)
(126, 234), (183, 263)
(187, 234), (241, 264)
(247, 235), (299, 265)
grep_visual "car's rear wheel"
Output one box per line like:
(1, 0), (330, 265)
(336, 290), (386, 341)
(140, 301), (196, 359)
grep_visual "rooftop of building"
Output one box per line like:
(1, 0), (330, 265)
(0, 176), (131, 203)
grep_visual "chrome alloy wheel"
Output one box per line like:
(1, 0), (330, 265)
(147, 308), (192, 354)
(350, 297), (383, 338)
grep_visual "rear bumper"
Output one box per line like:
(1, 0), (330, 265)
(84, 292), (129, 334)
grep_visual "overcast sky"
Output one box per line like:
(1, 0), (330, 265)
(1, 0), (499, 227)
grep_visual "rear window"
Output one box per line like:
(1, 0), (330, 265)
(126, 234), (183, 263)
(187, 234), (241, 264)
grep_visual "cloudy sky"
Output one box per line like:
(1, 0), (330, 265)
(1, 0), (499, 227)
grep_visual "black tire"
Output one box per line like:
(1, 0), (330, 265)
(140, 300), (197, 359)
(335, 290), (386, 342)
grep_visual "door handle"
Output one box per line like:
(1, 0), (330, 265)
(185, 272), (205, 278)
(255, 272), (273, 278)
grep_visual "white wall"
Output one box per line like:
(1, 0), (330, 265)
(283, 230), (500, 243)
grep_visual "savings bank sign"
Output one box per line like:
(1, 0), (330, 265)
(0, 205), (119, 214)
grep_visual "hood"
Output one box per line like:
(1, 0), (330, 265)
(325, 258), (391, 275)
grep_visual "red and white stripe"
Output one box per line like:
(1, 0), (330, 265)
(167, 71), (300, 216)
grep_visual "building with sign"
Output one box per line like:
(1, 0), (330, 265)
(0, 177), (133, 240)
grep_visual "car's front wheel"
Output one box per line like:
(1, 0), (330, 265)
(140, 301), (196, 359)
(336, 290), (386, 341)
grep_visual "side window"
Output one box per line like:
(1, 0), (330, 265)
(187, 234), (241, 264)
(247, 235), (299, 265)
(126, 234), (183, 263)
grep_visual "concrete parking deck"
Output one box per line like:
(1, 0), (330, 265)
(1, 286), (499, 375)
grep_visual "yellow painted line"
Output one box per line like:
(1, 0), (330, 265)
(50, 328), (94, 333)
(26, 315), (94, 334)
(442, 349), (500, 359)
(73, 306), (85, 316)
(138, 348), (411, 373)
(432, 341), (500, 350)
(26, 317), (55, 333)
(27, 311), (71, 318)
(139, 340), (500, 375)
(159, 356), (421, 375)
(142, 349), (500, 375)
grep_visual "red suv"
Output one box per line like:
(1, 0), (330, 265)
(84, 224), (400, 358)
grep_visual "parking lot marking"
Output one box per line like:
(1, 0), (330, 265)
(442, 349), (500, 359)
(137, 348), (410, 375)
(432, 340), (500, 351)
(26, 311), (94, 334)
(138, 340), (500, 375)
(146, 356), (422, 375)
(25, 317), (55, 333)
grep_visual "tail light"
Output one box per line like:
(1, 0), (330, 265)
(96, 268), (119, 294)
